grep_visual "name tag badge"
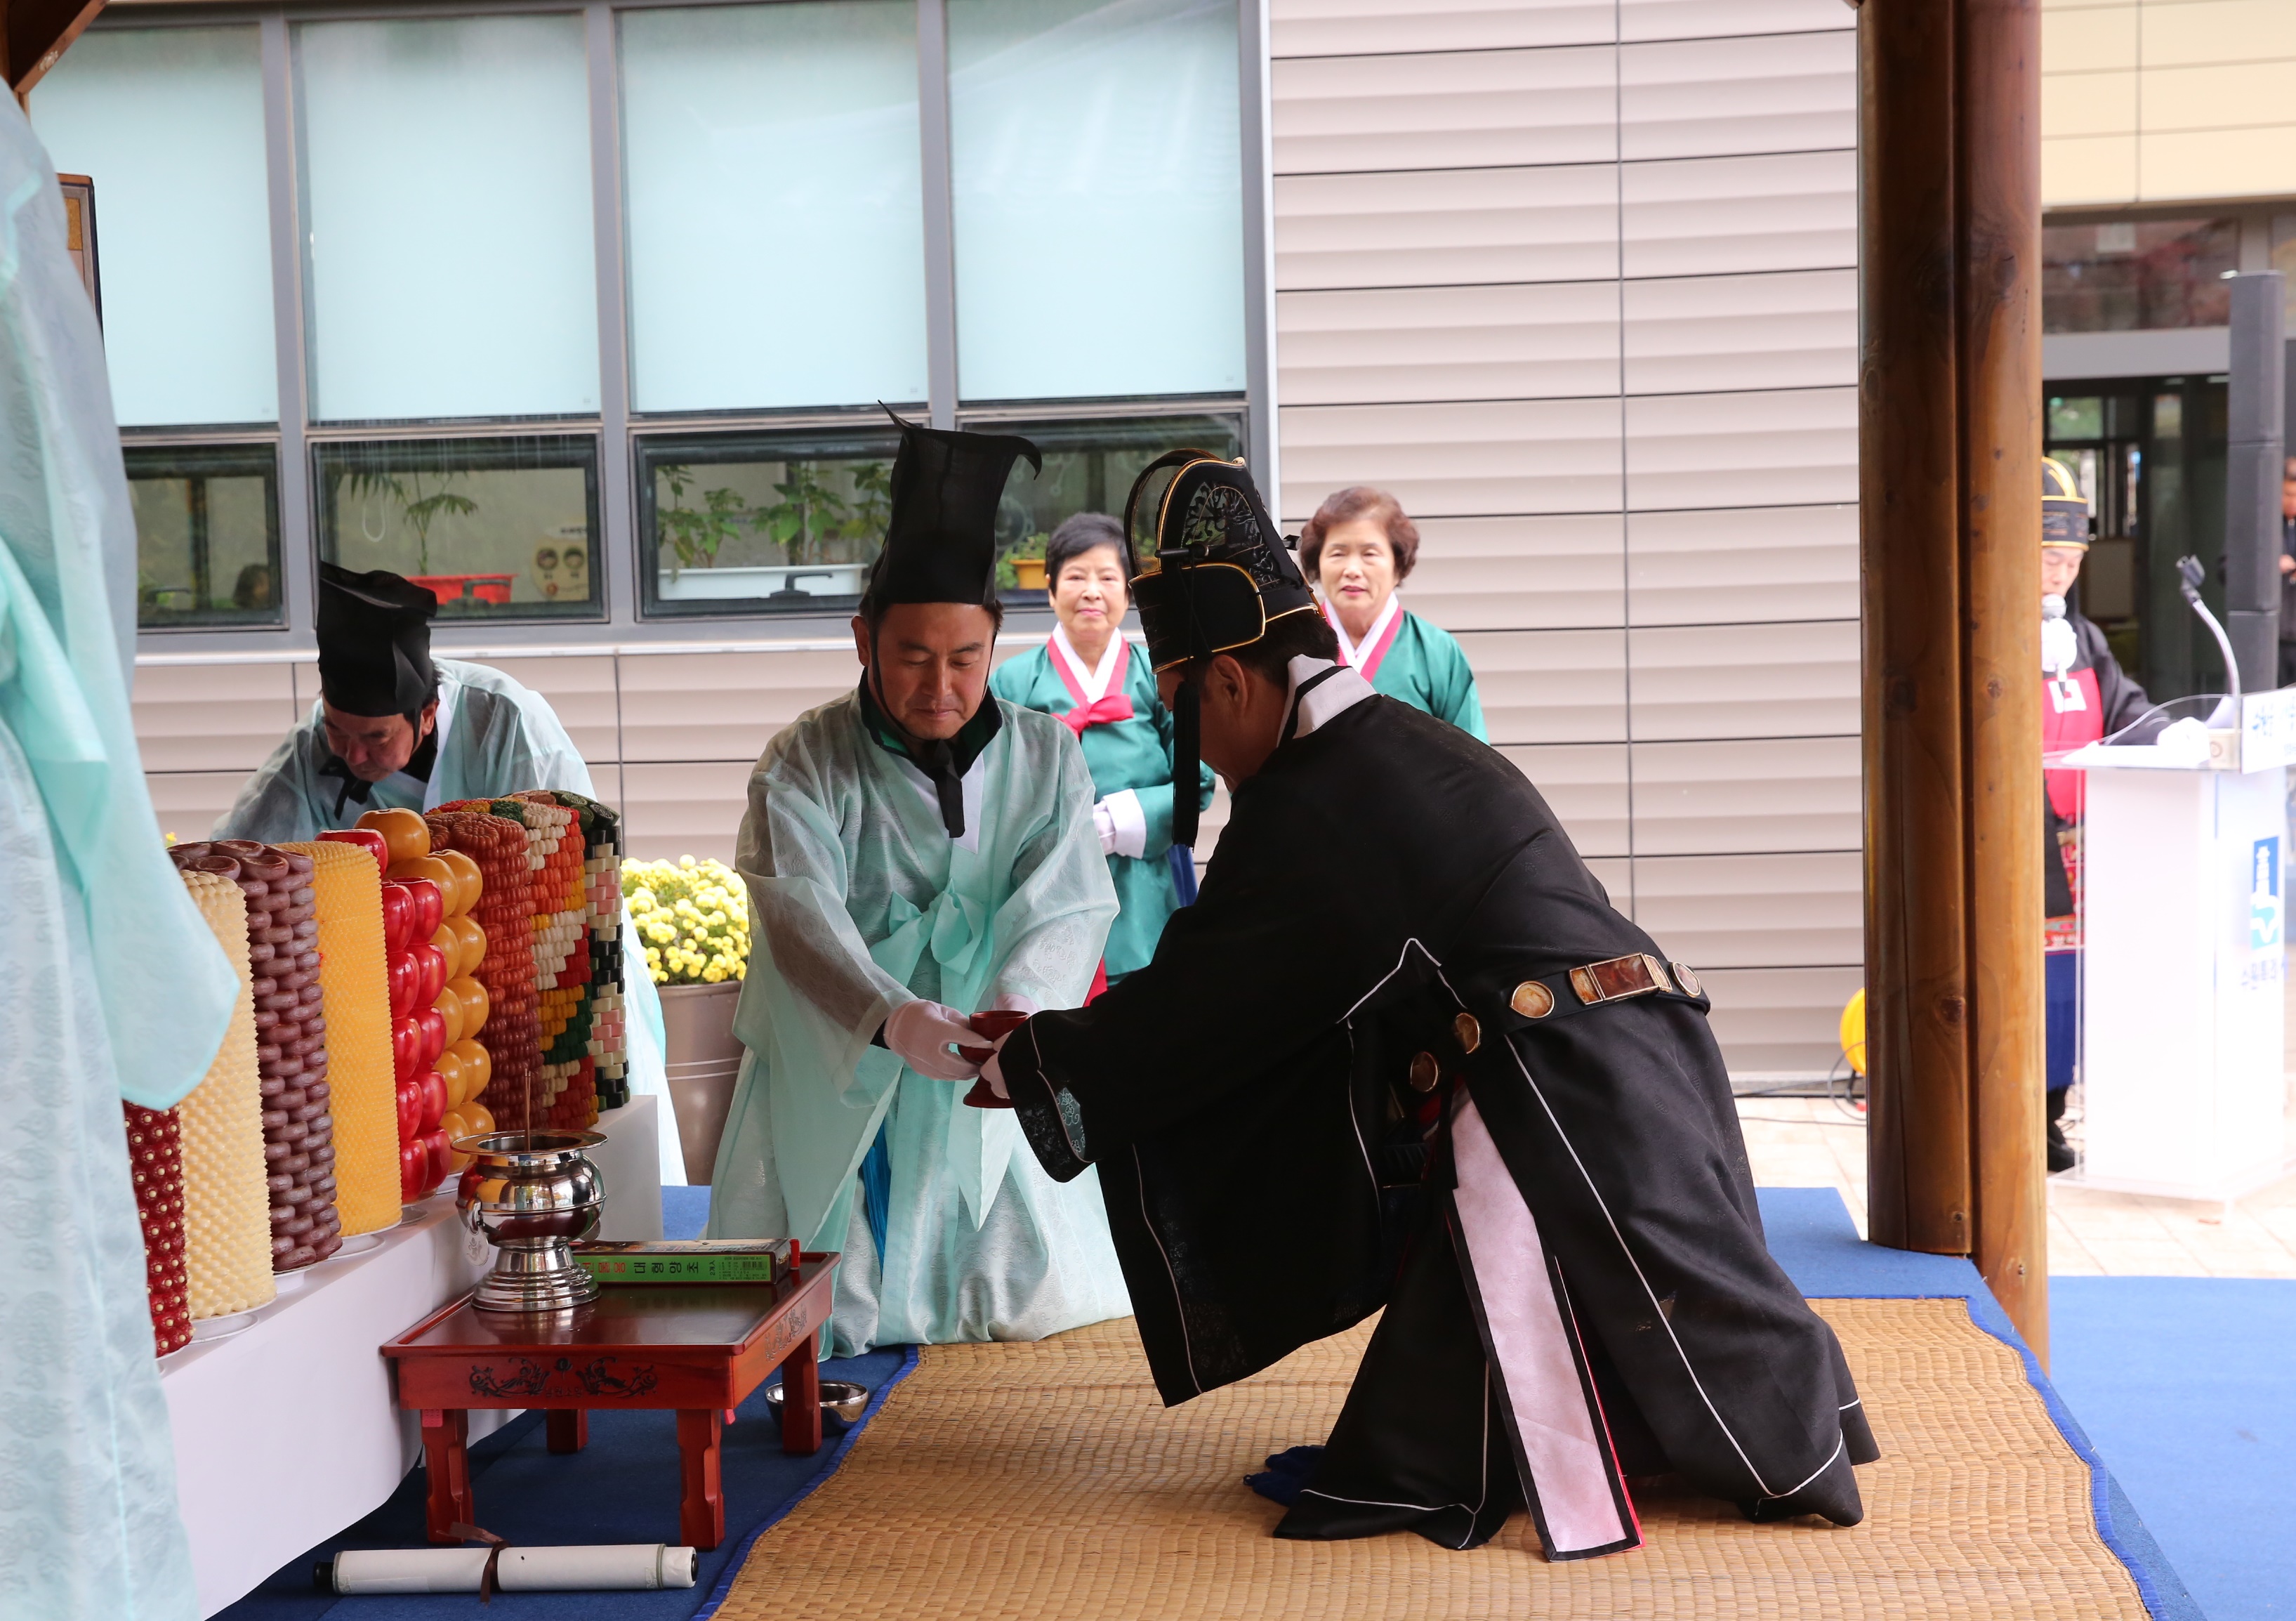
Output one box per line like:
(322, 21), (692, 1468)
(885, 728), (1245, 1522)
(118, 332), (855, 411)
(2050, 678), (2087, 714)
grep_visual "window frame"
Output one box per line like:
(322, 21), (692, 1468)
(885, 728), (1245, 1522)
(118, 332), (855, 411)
(125, 437), (287, 632)
(310, 430), (608, 626)
(82, 0), (1273, 657)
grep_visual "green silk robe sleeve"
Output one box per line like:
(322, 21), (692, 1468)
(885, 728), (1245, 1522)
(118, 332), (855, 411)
(989, 643), (1212, 978)
(1371, 612), (1488, 742)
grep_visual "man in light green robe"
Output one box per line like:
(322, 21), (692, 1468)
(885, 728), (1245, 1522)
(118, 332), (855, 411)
(216, 575), (684, 1186)
(218, 656), (598, 841)
(1, 98), (236, 1618)
(706, 414), (1129, 1355)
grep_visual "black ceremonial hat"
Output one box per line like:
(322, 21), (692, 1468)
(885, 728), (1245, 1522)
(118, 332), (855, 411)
(317, 562), (438, 716)
(1124, 452), (1315, 674)
(869, 409), (1042, 605)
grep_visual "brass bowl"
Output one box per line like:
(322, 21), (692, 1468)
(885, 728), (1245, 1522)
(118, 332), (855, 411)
(765, 1379), (870, 1426)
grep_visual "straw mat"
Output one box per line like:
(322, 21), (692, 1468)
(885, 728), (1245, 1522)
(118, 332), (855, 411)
(712, 1299), (2148, 1620)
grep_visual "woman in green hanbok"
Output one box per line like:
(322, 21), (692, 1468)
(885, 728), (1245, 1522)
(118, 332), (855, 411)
(1301, 487), (1487, 741)
(989, 514), (1215, 985)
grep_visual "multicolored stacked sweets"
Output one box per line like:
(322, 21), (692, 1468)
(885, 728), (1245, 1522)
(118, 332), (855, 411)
(426, 806), (538, 1133)
(534, 791), (629, 1113)
(173, 870), (275, 1325)
(508, 793), (597, 1129)
(122, 1101), (191, 1355)
(171, 841), (342, 1271)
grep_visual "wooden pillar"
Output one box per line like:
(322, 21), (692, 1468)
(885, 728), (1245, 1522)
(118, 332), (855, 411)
(1858, 0), (2049, 1361)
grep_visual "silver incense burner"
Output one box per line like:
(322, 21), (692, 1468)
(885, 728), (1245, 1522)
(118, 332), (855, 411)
(455, 1130), (607, 1313)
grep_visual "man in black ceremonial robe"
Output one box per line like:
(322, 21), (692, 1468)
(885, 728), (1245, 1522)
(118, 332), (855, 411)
(967, 452), (1876, 1561)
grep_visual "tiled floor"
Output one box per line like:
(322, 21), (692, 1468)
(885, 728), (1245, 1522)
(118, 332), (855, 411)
(1736, 1092), (2296, 1279)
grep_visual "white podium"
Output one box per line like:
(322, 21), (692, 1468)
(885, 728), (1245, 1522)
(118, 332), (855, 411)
(2066, 697), (2292, 1202)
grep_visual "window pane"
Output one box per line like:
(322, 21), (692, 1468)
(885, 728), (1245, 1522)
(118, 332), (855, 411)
(636, 426), (902, 617)
(298, 17), (599, 421)
(972, 411), (1241, 589)
(31, 28), (277, 427)
(949, 0), (1243, 402)
(2042, 218), (2238, 334)
(127, 444), (284, 628)
(315, 437), (603, 622)
(621, 2), (926, 413)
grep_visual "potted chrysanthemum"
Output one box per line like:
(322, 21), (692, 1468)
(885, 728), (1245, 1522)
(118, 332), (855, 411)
(624, 856), (749, 1183)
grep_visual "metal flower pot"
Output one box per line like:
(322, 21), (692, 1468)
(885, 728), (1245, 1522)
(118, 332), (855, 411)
(456, 1130), (608, 1313)
(659, 980), (744, 1185)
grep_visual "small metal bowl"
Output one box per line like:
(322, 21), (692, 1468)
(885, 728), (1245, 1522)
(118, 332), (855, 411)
(765, 1379), (870, 1426)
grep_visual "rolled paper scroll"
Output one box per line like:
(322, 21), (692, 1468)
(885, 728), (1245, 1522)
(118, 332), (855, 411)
(279, 841), (402, 1235)
(124, 1101), (191, 1355)
(173, 872), (277, 1320)
(324, 1544), (697, 1594)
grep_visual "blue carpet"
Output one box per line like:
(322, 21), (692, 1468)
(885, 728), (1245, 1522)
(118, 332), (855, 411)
(218, 1186), (911, 1620)
(2050, 1277), (2296, 1621)
(1755, 1188), (2207, 1621)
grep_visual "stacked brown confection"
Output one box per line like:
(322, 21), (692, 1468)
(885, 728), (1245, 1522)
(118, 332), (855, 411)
(171, 841), (342, 1269)
(425, 809), (539, 1131)
(123, 1102), (192, 1356)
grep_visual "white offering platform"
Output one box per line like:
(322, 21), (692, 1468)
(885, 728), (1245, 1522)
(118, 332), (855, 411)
(161, 1095), (664, 1617)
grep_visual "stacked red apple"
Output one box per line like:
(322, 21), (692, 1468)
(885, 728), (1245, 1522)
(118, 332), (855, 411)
(358, 808), (499, 1199)
(380, 869), (454, 1201)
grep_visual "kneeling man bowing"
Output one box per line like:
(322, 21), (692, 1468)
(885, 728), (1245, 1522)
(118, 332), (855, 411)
(969, 453), (1875, 1560)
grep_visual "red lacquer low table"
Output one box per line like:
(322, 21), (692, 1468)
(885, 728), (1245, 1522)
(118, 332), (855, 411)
(382, 1252), (838, 1551)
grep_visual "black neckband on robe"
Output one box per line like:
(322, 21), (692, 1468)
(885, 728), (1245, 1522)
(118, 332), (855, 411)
(318, 722), (440, 820)
(857, 678), (1002, 839)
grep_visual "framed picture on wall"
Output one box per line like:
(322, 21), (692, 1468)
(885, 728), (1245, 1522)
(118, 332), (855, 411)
(56, 173), (100, 322)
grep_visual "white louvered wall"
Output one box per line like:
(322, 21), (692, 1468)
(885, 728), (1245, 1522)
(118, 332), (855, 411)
(1269, 0), (1860, 1073)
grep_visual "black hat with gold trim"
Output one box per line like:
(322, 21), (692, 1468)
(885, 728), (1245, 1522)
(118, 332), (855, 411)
(1122, 451), (1315, 848)
(1123, 451), (1316, 671)
(2042, 455), (2092, 550)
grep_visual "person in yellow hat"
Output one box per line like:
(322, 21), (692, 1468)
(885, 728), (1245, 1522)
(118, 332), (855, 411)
(2039, 455), (2155, 1173)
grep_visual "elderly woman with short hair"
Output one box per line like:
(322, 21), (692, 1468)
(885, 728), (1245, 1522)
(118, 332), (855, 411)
(990, 512), (1214, 985)
(1300, 485), (1486, 740)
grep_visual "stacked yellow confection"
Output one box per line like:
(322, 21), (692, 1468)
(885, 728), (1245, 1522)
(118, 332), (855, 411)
(175, 871), (277, 1320)
(279, 841), (403, 1236)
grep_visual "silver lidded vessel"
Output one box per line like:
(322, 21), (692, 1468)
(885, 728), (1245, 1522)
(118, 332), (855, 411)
(456, 1130), (607, 1312)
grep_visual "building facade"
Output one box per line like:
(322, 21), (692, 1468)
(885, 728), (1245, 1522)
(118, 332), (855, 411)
(54, 0), (1867, 1074)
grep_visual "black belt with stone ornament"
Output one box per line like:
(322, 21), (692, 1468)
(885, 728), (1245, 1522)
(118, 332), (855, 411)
(1397, 952), (1713, 1097)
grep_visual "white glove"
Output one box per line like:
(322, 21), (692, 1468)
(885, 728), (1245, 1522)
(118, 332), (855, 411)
(1092, 789), (1148, 859)
(980, 1030), (1020, 1102)
(977, 992), (1036, 1100)
(883, 998), (982, 1082)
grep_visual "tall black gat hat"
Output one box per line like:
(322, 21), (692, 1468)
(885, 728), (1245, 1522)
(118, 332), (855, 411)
(317, 562), (438, 716)
(869, 407), (1042, 605)
(1123, 452), (1315, 848)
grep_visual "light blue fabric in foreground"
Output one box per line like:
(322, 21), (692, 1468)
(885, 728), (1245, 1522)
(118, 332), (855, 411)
(214, 659), (687, 1186)
(706, 692), (1129, 1357)
(0, 97), (232, 1620)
